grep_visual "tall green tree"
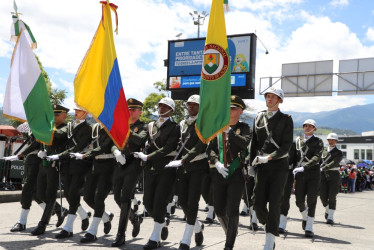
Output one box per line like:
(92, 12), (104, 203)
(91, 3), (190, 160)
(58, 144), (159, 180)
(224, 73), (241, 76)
(35, 55), (67, 105)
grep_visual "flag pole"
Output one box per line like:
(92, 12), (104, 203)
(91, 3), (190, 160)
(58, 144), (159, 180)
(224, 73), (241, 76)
(223, 132), (227, 168)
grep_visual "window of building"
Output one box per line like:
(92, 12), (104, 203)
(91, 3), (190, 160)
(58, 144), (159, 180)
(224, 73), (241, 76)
(367, 149), (373, 160)
(342, 151), (347, 158)
(354, 149), (359, 159)
(341, 145), (347, 149)
(361, 149), (365, 160)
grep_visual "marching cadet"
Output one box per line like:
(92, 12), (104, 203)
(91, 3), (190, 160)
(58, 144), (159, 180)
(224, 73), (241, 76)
(165, 95), (208, 250)
(319, 133), (343, 225)
(133, 97), (180, 250)
(292, 119), (324, 238)
(207, 95), (251, 250)
(250, 87), (293, 250)
(111, 98), (148, 247)
(55, 106), (93, 239)
(278, 142), (297, 234)
(6, 132), (67, 232)
(31, 104), (70, 235)
(78, 123), (124, 243)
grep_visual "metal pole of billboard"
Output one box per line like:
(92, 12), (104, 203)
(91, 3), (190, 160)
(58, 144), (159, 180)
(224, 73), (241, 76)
(189, 10), (209, 38)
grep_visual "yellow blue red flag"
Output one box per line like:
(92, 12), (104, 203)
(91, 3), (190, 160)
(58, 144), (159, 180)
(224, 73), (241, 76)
(74, 1), (130, 149)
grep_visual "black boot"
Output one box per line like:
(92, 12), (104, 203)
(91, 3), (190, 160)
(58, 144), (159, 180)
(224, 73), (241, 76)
(217, 215), (229, 235)
(54, 202), (68, 228)
(130, 208), (143, 238)
(31, 200), (56, 235)
(10, 223), (26, 232)
(103, 212), (114, 234)
(112, 202), (131, 247)
(225, 216), (239, 249)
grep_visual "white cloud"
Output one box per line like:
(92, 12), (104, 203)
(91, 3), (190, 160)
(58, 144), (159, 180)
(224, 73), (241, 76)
(1, 0), (374, 114)
(329, 0), (349, 7)
(366, 27), (374, 41)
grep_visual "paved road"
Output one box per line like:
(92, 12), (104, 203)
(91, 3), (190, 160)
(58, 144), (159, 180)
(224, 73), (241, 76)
(0, 190), (373, 249)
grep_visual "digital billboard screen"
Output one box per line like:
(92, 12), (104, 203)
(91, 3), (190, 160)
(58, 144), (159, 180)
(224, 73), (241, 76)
(166, 33), (256, 100)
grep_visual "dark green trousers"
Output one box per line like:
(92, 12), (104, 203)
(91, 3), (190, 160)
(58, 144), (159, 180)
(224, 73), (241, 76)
(254, 160), (288, 236)
(320, 170), (340, 210)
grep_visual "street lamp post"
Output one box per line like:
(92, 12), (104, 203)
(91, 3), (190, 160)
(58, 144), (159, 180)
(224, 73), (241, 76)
(189, 10), (209, 38)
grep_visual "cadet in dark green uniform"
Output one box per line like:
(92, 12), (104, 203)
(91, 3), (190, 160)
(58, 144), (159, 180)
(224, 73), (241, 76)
(7, 132), (70, 232)
(79, 123), (122, 243)
(278, 141), (297, 234)
(250, 87), (293, 250)
(165, 95), (208, 250)
(31, 104), (69, 236)
(207, 95), (251, 250)
(319, 133), (343, 225)
(7, 133), (42, 232)
(111, 98), (148, 247)
(55, 107), (93, 239)
(134, 97), (180, 250)
(293, 119), (324, 238)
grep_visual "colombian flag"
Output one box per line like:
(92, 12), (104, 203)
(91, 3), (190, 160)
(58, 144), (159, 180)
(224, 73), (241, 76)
(74, 1), (130, 149)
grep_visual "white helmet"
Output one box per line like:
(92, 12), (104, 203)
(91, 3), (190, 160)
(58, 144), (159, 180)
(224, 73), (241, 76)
(327, 133), (339, 141)
(159, 97), (175, 111)
(303, 119), (317, 128)
(264, 87), (284, 101)
(187, 95), (200, 104)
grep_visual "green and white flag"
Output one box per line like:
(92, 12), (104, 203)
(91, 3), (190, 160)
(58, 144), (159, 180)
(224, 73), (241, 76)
(195, 0), (231, 144)
(10, 16), (37, 49)
(3, 32), (54, 145)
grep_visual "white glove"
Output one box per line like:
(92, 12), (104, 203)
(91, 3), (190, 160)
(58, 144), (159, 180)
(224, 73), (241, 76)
(113, 149), (126, 164)
(215, 161), (228, 178)
(320, 167), (323, 172)
(166, 160), (182, 168)
(293, 166), (304, 176)
(248, 165), (256, 177)
(251, 156), (268, 166)
(116, 154), (126, 165)
(46, 154), (59, 161)
(37, 150), (47, 159)
(69, 152), (85, 160)
(134, 152), (148, 162)
(3, 155), (19, 161)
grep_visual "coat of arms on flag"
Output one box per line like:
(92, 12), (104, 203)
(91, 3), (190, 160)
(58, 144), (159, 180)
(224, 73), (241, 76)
(201, 44), (229, 81)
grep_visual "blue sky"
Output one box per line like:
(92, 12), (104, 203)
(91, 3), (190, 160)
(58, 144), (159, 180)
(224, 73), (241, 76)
(1, 0), (374, 113)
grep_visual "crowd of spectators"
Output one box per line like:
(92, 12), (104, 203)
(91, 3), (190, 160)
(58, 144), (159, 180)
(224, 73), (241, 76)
(339, 164), (373, 193)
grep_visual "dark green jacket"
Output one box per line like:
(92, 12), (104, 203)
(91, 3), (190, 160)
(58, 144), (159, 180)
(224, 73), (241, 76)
(46, 123), (68, 155)
(58, 121), (92, 160)
(146, 119), (180, 172)
(85, 125), (116, 160)
(123, 120), (148, 158)
(320, 147), (343, 172)
(250, 110), (293, 163)
(178, 118), (208, 172)
(208, 121), (251, 165)
(295, 135), (324, 172)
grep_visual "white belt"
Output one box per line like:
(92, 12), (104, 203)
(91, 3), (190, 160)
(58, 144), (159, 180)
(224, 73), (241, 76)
(263, 153), (288, 160)
(28, 150), (39, 155)
(166, 151), (177, 157)
(190, 153), (207, 163)
(95, 154), (114, 160)
(328, 167), (340, 171)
